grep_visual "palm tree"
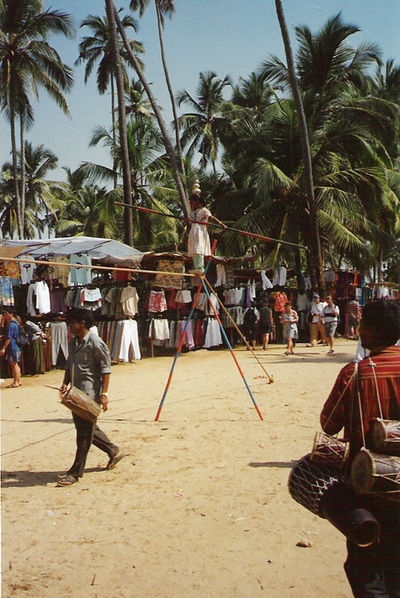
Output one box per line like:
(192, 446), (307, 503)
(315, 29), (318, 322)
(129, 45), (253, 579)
(125, 78), (154, 119)
(0, 142), (63, 238)
(129, 0), (185, 177)
(273, 0), (323, 292)
(177, 71), (232, 174)
(76, 12), (143, 188)
(105, 0), (133, 245)
(112, 3), (190, 216)
(0, 0), (74, 238)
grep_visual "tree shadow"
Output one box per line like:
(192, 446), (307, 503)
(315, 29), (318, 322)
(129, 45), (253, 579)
(248, 460), (298, 468)
(1, 467), (102, 488)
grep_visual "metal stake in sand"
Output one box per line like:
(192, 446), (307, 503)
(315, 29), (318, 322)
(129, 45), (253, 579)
(199, 278), (264, 421)
(203, 277), (274, 384)
(154, 241), (218, 422)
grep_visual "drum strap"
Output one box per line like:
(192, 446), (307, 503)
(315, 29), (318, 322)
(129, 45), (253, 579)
(323, 366), (358, 433)
(369, 358), (383, 419)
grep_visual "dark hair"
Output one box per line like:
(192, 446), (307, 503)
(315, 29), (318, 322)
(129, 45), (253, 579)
(189, 193), (205, 206)
(362, 300), (400, 346)
(67, 308), (94, 329)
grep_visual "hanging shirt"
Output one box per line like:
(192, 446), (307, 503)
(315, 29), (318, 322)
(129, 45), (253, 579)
(20, 255), (36, 284)
(68, 254), (92, 286)
(34, 281), (51, 314)
(120, 286), (139, 317)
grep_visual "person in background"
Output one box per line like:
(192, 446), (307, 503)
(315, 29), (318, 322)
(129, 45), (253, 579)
(280, 302), (299, 355)
(346, 297), (361, 340)
(320, 300), (400, 597)
(0, 308), (22, 387)
(322, 295), (340, 354)
(243, 301), (260, 350)
(259, 299), (273, 350)
(20, 314), (46, 375)
(307, 294), (327, 347)
(58, 309), (124, 487)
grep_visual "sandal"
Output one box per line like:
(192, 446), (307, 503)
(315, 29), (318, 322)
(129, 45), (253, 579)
(328, 349), (335, 354)
(6, 383), (20, 388)
(56, 474), (78, 487)
(106, 451), (125, 470)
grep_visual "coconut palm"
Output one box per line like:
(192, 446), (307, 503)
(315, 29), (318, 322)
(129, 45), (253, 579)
(129, 0), (185, 177)
(177, 71), (232, 173)
(0, 142), (63, 238)
(76, 12), (143, 189)
(112, 3), (189, 215)
(0, 0), (74, 238)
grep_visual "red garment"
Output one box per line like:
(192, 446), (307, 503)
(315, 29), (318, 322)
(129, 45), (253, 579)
(320, 346), (400, 455)
(274, 291), (288, 312)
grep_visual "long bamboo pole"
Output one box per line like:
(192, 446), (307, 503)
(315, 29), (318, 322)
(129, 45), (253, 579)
(115, 202), (308, 250)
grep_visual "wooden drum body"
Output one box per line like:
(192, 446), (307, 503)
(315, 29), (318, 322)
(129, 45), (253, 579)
(310, 431), (349, 471)
(351, 447), (400, 500)
(372, 418), (400, 455)
(60, 385), (101, 423)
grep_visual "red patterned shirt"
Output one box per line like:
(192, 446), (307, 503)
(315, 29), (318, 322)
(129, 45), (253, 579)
(320, 346), (400, 455)
(274, 291), (288, 312)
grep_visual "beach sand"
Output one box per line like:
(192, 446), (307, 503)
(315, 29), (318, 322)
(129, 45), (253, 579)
(1, 339), (357, 597)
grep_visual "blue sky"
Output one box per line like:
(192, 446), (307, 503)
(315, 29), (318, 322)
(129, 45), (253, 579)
(2, 0), (400, 180)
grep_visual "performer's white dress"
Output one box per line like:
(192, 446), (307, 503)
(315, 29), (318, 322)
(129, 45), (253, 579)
(188, 207), (211, 256)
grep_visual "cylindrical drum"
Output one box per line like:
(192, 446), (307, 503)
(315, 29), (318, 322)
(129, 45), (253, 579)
(60, 385), (101, 422)
(310, 431), (349, 470)
(351, 447), (400, 499)
(289, 454), (380, 546)
(288, 454), (344, 517)
(372, 418), (400, 455)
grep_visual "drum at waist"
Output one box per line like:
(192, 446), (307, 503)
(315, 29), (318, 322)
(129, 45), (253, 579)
(60, 385), (101, 423)
(351, 447), (400, 501)
(310, 431), (349, 471)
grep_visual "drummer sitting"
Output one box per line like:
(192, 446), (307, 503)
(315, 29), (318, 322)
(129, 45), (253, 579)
(320, 300), (400, 598)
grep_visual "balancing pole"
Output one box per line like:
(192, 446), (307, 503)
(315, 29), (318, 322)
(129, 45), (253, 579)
(154, 240), (218, 421)
(203, 277), (274, 384)
(199, 278), (264, 421)
(115, 202), (307, 250)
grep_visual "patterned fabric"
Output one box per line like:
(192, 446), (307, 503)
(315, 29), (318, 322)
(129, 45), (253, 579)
(153, 259), (184, 290)
(346, 300), (360, 319)
(0, 277), (15, 306)
(148, 290), (168, 313)
(321, 346), (400, 455)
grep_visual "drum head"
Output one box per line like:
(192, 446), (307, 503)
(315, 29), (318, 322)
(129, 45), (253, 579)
(351, 448), (374, 494)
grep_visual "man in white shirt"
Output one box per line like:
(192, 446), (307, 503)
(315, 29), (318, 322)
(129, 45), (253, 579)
(307, 294), (327, 346)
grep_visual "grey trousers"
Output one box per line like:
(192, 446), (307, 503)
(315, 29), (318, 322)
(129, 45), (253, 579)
(51, 321), (69, 366)
(68, 412), (118, 478)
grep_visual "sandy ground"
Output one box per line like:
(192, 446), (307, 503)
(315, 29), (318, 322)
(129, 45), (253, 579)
(1, 338), (359, 597)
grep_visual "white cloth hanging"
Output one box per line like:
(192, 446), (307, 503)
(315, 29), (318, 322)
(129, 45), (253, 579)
(261, 271), (273, 290)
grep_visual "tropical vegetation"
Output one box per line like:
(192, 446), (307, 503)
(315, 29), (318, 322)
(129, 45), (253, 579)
(1, 1), (400, 290)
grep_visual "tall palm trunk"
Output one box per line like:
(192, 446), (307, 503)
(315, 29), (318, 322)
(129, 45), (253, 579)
(155, 0), (185, 178)
(114, 5), (190, 216)
(20, 111), (26, 236)
(105, 0), (133, 246)
(110, 75), (118, 189)
(274, 0), (324, 294)
(9, 105), (23, 239)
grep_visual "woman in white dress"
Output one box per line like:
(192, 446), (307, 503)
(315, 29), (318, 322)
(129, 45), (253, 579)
(187, 194), (226, 272)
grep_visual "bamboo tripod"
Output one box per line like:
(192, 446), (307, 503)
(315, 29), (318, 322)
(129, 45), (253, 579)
(154, 241), (265, 422)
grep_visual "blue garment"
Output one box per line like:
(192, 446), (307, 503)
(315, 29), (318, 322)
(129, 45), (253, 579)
(7, 320), (20, 353)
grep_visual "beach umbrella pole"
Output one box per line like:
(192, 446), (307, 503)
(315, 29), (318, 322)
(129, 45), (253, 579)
(199, 279), (264, 421)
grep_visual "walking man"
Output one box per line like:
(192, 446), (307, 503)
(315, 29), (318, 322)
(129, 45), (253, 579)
(58, 309), (124, 486)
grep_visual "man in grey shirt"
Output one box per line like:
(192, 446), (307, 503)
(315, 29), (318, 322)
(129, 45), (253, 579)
(58, 309), (124, 486)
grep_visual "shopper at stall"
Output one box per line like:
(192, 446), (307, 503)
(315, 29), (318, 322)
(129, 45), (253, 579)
(322, 295), (340, 354)
(346, 297), (361, 340)
(20, 314), (46, 375)
(0, 309), (22, 387)
(243, 301), (260, 350)
(307, 294), (327, 347)
(259, 299), (273, 350)
(57, 309), (124, 487)
(280, 302), (299, 355)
